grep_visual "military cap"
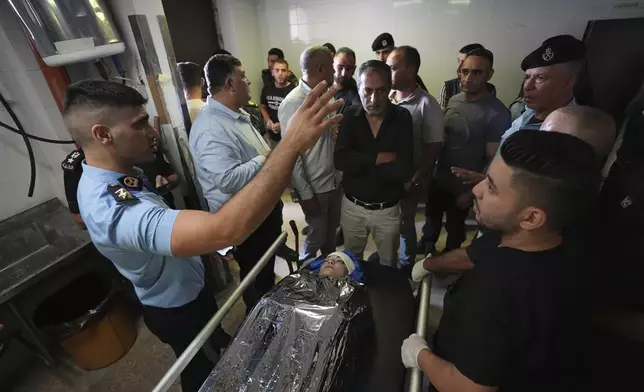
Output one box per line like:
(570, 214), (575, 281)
(372, 33), (395, 52)
(521, 34), (585, 71)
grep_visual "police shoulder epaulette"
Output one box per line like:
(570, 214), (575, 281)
(61, 149), (84, 171)
(107, 184), (138, 203)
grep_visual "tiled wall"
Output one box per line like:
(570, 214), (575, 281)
(220, 0), (644, 106)
(0, 1), (72, 221)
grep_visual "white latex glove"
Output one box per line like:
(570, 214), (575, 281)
(412, 260), (431, 283)
(401, 333), (430, 368)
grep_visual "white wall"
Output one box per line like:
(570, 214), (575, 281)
(0, 0), (73, 221)
(215, 0), (265, 100)
(235, 0), (644, 106)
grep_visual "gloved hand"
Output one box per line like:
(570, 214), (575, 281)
(401, 333), (430, 368)
(412, 259), (431, 282)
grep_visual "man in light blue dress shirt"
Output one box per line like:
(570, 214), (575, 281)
(189, 54), (284, 311)
(63, 80), (344, 391)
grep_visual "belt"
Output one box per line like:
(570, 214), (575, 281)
(345, 194), (397, 210)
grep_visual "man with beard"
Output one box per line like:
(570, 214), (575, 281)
(260, 58), (296, 146)
(404, 130), (600, 392)
(333, 47), (361, 111)
(418, 48), (509, 256)
(387, 46), (444, 265)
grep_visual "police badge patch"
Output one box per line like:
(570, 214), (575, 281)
(61, 149), (84, 171)
(107, 184), (138, 203)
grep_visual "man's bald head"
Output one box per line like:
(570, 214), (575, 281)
(540, 106), (616, 159)
(300, 46), (334, 86)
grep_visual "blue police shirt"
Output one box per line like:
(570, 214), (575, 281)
(500, 98), (577, 145)
(77, 163), (204, 308)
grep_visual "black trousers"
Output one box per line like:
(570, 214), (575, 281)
(142, 287), (225, 392)
(234, 201), (283, 310)
(421, 185), (469, 252)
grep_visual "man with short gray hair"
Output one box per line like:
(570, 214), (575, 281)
(500, 34), (586, 144)
(279, 46), (341, 261)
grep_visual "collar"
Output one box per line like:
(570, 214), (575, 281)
(81, 162), (145, 184)
(299, 79), (313, 95)
(389, 85), (422, 104)
(206, 96), (250, 121)
(522, 96), (577, 123)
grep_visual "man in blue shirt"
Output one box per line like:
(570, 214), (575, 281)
(63, 79), (343, 392)
(189, 54), (283, 311)
(499, 35), (585, 144)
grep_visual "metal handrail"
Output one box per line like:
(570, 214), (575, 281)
(408, 274), (433, 392)
(151, 231), (288, 392)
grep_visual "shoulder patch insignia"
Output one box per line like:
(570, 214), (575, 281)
(107, 184), (138, 203)
(61, 149), (84, 171)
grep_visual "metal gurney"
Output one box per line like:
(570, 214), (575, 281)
(152, 232), (431, 392)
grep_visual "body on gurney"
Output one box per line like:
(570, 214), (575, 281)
(200, 251), (372, 392)
(201, 252), (415, 392)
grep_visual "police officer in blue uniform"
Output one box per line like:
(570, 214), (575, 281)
(61, 80), (343, 391)
(500, 34), (585, 144)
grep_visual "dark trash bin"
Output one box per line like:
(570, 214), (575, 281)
(33, 272), (137, 369)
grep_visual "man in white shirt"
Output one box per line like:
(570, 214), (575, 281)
(178, 62), (206, 122)
(279, 46), (340, 261)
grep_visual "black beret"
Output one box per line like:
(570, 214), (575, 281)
(372, 33), (395, 52)
(521, 34), (585, 71)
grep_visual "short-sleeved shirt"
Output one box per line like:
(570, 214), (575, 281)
(77, 163), (204, 308)
(390, 86), (444, 167)
(435, 92), (511, 194)
(500, 97), (577, 145)
(431, 231), (586, 391)
(260, 82), (296, 141)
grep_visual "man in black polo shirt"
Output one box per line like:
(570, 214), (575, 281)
(403, 130), (600, 391)
(335, 60), (414, 267)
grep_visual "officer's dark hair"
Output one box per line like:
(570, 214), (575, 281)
(205, 54), (243, 93)
(459, 43), (484, 54)
(273, 58), (289, 69)
(500, 130), (600, 231)
(62, 80), (148, 146)
(323, 42), (336, 54)
(357, 60), (392, 88)
(465, 48), (494, 69)
(336, 47), (356, 60)
(177, 62), (202, 90)
(268, 47), (284, 59)
(395, 45), (421, 71)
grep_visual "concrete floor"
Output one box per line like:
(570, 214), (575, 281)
(6, 192), (476, 392)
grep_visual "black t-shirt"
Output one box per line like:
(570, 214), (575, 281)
(432, 231), (587, 392)
(260, 83), (295, 141)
